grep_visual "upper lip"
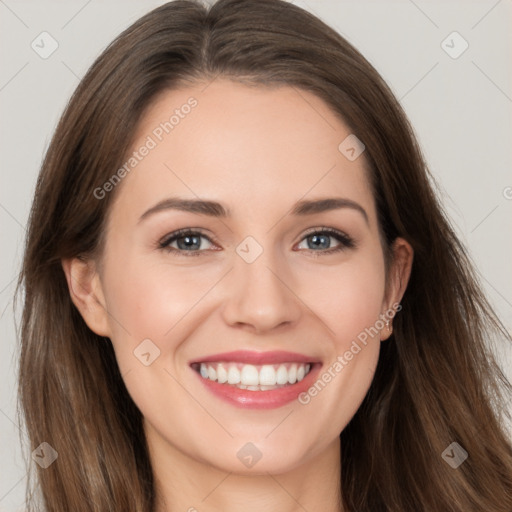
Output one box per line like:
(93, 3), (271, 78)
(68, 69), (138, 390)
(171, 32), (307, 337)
(190, 350), (320, 365)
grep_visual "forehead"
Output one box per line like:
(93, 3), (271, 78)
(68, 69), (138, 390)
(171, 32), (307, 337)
(111, 79), (374, 222)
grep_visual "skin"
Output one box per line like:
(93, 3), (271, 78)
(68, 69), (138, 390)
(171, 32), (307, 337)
(63, 79), (413, 512)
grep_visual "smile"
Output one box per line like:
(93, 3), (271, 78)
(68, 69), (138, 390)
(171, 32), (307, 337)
(192, 361), (312, 391)
(189, 350), (322, 409)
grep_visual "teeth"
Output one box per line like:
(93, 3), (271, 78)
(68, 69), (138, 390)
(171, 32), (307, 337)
(259, 365), (276, 386)
(276, 365), (288, 385)
(197, 362), (312, 388)
(288, 364), (297, 384)
(240, 365), (259, 386)
(227, 365), (241, 384)
(216, 364), (228, 384)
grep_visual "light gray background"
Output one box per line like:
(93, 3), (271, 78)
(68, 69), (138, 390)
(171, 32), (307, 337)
(1, 0), (511, 509)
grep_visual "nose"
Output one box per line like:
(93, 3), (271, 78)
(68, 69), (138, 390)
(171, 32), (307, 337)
(221, 245), (302, 333)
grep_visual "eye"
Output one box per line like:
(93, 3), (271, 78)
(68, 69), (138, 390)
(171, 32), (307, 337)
(296, 227), (355, 256)
(158, 227), (355, 257)
(158, 229), (216, 257)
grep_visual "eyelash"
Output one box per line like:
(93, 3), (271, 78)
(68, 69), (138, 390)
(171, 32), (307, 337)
(158, 227), (356, 258)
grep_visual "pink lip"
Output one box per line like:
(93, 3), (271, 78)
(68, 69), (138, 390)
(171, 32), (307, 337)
(190, 350), (320, 365)
(189, 351), (322, 410)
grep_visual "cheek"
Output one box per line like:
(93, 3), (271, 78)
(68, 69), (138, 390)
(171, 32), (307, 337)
(295, 248), (386, 409)
(101, 254), (217, 359)
(103, 239), (387, 349)
(299, 247), (387, 343)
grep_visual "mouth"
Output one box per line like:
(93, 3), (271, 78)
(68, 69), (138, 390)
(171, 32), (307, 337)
(191, 361), (312, 391)
(189, 350), (322, 409)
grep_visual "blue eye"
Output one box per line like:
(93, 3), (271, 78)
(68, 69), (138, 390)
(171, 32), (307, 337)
(158, 227), (355, 257)
(296, 228), (355, 256)
(159, 229), (215, 256)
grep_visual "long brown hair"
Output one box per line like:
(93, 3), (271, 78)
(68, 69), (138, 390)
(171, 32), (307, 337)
(16, 0), (512, 510)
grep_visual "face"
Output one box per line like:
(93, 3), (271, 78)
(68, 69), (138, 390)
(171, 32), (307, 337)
(65, 79), (412, 476)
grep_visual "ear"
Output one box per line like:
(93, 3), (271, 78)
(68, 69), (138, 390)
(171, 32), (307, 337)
(61, 256), (111, 337)
(380, 237), (414, 341)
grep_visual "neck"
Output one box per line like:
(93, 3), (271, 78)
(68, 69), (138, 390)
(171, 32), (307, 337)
(147, 427), (344, 512)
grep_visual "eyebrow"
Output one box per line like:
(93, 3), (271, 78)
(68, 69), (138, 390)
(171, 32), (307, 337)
(138, 196), (369, 225)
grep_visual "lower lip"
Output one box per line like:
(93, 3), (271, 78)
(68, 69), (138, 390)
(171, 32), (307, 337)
(192, 364), (322, 409)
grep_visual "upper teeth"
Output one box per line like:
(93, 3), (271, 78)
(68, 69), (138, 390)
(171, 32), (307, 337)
(198, 362), (311, 386)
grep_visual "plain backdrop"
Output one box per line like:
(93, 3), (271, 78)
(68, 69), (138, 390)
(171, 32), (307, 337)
(1, 0), (511, 509)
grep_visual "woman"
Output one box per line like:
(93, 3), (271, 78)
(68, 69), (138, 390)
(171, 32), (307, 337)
(16, 0), (512, 510)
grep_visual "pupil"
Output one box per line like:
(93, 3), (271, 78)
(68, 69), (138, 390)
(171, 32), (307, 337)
(179, 235), (200, 250)
(310, 234), (329, 250)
